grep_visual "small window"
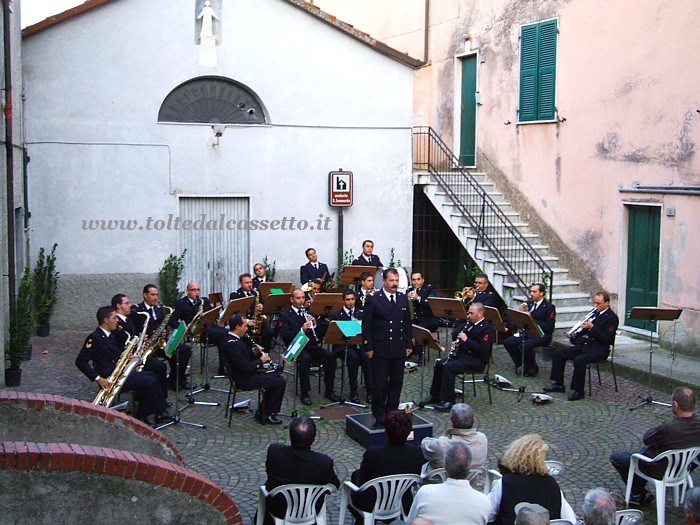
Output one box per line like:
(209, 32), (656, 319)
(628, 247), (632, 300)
(158, 76), (267, 125)
(519, 19), (557, 122)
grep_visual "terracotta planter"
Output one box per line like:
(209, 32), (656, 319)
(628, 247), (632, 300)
(5, 368), (21, 387)
(37, 323), (51, 337)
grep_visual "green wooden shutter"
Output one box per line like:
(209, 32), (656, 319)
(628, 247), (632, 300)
(537, 19), (557, 120)
(519, 24), (538, 122)
(519, 19), (557, 122)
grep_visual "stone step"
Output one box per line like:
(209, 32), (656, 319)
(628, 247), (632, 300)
(475, 243), (550, 258)
(435, 190), (506, 205)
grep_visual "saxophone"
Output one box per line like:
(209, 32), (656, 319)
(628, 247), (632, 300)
(251, 291), (267, 337)
(137, 305), (174, 368)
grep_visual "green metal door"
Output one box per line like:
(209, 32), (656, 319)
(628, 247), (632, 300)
(459, 55), (477, 166)
(625, 206), (661, 329)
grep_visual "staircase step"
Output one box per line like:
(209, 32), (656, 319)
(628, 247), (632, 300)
(476, 244), (549, 257)
(435, 190), (506, 204)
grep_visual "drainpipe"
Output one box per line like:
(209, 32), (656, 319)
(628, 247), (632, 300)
(423, 0), (430, 64)
(3, 0), (17, 324)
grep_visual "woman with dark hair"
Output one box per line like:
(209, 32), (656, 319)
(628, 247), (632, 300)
(487, 434), (576, 525)
(350, 410), (425, 516)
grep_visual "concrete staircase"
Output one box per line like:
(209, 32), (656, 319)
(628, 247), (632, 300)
(415, 170), (592, 331)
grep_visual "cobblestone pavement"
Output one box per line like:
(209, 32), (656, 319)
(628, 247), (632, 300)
(8, 329), (696, 525)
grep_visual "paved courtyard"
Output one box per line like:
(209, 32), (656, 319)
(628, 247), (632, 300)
(8, 329), (697, 524)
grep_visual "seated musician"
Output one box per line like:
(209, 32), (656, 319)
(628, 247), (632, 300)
(169, 281), (228, 374)
(221, 314), (285, 425)
(408, 271), (439, 362)
(329, 289), (371, 405)
(252, 262), (273, 290)
(230, 273), (273, 350)
(304, 278), (330, 341)
(131, 284), (193, 390)
(111, 293), (168, 398)
(423, 302), (494, 411)
(277, 289), (339, 406)
(503, 283), (556, 378)
(300, 247), (332, 290)
(76, 305), (173, 426)
(355, 271), (376, 312)
(462, 273), (498, 308)
(544, 291), (619, 401)
(351, 239), (383, 267)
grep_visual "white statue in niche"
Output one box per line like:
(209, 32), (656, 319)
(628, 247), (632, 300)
(197, 1), (219, 42)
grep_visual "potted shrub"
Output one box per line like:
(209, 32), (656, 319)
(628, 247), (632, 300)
(5, 270), (34, 386)
(33, 243), (59, 337)
(158, 250), (186, 307)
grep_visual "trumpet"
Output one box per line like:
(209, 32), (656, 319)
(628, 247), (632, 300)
(301, 281), (315, 293)
(567, 307), (597, 338)
(455, 286), (475, 302)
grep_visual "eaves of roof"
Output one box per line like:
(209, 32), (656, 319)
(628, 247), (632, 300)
(22, 0), (424, 68)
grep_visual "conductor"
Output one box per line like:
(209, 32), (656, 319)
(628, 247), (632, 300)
(362, 268), (413, 426)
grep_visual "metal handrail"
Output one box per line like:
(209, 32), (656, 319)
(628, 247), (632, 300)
(413, 126), (553, 300)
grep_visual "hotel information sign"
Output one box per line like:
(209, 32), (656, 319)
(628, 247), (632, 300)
(329, 170), (353, 207)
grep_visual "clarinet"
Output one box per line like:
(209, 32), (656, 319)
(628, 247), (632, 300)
(299, 306), (318, 341)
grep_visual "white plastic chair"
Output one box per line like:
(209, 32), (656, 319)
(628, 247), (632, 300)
(256, 483), (336, 525)
(420, 467), (446, 484)
(545, 460), (565, 476)
(616, 508), (644, 525)
(549, 520), (573, 525)
(338, 473), (421, 525)
(485, 468), (503, 494)
(625, 446), (700, 525)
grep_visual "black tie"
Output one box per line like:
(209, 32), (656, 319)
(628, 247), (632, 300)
(149, 307), (156, 320)
(349, 309), (354, 319)
(390, 294), (395, 305)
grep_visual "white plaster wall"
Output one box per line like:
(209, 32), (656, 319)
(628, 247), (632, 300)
(22, 0), (414, 290)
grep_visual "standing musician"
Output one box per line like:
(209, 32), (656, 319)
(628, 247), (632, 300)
(230, 273), (273, 350)
(544, 291), (619, 401)
(277, 289), (339, 406)
(329, 289), (371, 404)
(352, 239), (384, 268)
(461, 273), (498, 308)
(252, 262), (273, 290)
(503, 283), (556, 378)
(300, 248), (332, 290)
(355, 271), (376, 312)
(220, 314), (285, 425)
(132, 284), (193, 390)
(76, 305), (173, 426)
(423, 302), (494, 412)
(111, 293), (168, 397)
(362, 268), (413, 426)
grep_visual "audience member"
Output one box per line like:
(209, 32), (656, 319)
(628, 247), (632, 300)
(685, 486), (700, 525)
(610, 386), (700, 507)
(514, 503), (550, 525)
(407, 441), (491, 525)
(487, 434), (576, 525)
(263, 416), (339, 520)
(581, 488), (616, 525)
(351, 410), (425, 516)
(421, 403), (488, 476)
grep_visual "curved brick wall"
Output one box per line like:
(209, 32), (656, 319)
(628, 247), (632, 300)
(0, 391), (182, 463)
(0, 441), (243, 524)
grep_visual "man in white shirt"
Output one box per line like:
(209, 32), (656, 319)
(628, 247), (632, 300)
(407, 441), (491, 525)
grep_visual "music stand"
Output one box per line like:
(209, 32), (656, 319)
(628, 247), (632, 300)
(499, 308), (543, 402)
(208, 292), (224, 307)
(187, 306), (226, 406)
(309, 293), (344, 318)
(412, 324), (445, 409)
(259, 282), (293, 300)
(340, 265), (376, 287)
(320, 321), (366, 409)
(629, 307), (682, 411)
(427, 297), (469, 351)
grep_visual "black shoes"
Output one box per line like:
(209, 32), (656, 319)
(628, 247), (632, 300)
(524, 364), (539, 377)
(422, 394), (437, 405)
(567, 390), (585, 401)
(324, 391), (341, 403)
(434, 401), (453, 412)
(155, 412), (176, 423)
(264, 414), (283, 425)
(350, 392), (362, 404)
(301, 393), (312, 406)
(629, 493), (654, 507)
(543, 383), (565, 393)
